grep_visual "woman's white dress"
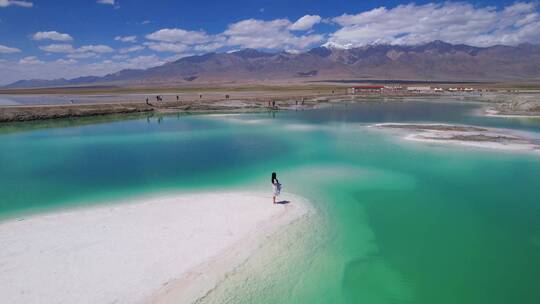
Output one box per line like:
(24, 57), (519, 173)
(272, 181), (281, 196)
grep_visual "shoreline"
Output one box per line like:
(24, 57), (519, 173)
(150, 193), (312, 304)
(484, 108), (540, 118)
(0, 191), (312, 304)
(372, 123), (540, 153)
(0, 92), (490, 124)
(0, 93), (342, 123)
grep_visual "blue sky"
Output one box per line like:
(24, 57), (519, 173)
(0, 0), (539, 84)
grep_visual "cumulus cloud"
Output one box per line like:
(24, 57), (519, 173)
(144, 42), (188, 53)
(144, 21), (323, 53)
(115, 35), (137, 43)
(56, 58), (77, 65)
(289, 15), (321, 31)
(193, 42), (225, 52)
(223, 18), (324, 49)
(32, 31), (73, 42)
(0, 44), (21, 53)
(39, 43), (113, 54)
(38, 44), (69, 53)
(81, 55), (165, 76)
(328, 2), (540, 48)
(19, 56), (43, 64)
(39, 43), (74, 53)
(125, 55), (164, 67)
(67, 52), (97, 59)
(39, 44), (114, 60)
(146, 28), (211, 44)
(78, 45), (114, 53)
(112, 54), (129, 60)
(97, 0), (119, 9)
(0, 0), (33, 8)
(119, 45), (145, 54)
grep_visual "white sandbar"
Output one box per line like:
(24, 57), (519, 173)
(0, 192), (310, 304)
(373, 123), (540, 153)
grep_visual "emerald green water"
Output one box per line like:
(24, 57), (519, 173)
(1, 100), (540, 303)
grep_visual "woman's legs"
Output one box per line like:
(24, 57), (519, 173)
(273, 195), (276, 204)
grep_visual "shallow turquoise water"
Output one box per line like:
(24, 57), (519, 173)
(1, 100), (540, 303)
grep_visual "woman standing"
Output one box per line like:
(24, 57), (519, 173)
(271, 172), (281, 204)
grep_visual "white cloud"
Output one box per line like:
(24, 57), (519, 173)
(78, 45), (114, 53)
(164, 53), (192, 62)
(0, 44), (21, 53)
(146, 28), (211, 44)
(126, 55), (164, 68)
(115, 35), (137, 43)
(39, 44), (113, 60)
(224, 18), (324, 49)
(289, 15), (321, 31)
(56, 58), (77, 65)
(119, 45), (145, 54)
(97, 0), (119, 9)
(67, 52), (97, 59)
(84, 55), (165, 76)
(193, 42), (224, 52)
(39, 43), (113, 54)
(39, 43), (75, 53)
(328, 2), (540, 48)
(32, 31), (73, 42)
(19, 56), (43, 65)
(97, 0), (114, 5)
(144, 42), (188, 53)
(0, 0), (33, 8)
(112, 54), (129, 60)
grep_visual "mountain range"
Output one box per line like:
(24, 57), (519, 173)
(5, 41), (540, 88)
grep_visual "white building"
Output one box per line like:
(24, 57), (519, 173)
(407, 86), (432, 93)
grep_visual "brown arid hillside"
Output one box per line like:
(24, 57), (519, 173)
(5, 41), (540, 88)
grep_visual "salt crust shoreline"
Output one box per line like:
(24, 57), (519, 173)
(372, 123), (540, 153)
(484, 108), (540, 118)
(0, 191), (312, 304)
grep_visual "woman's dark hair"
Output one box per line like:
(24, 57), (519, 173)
(271, 172), (277, 183)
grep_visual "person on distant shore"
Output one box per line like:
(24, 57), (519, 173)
(271, 172), (281, 204)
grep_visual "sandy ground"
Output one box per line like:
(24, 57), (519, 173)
(0, 191), (311, 304)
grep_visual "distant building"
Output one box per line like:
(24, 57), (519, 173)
(448, 87), (476, 92)
(407, 86), (432, 93)
(384, 85), (404, 91)
(348, 85), (385, 94)
(433, 87), (444, 92)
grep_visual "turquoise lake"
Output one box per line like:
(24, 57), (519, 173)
(1, 99), (540, 303)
